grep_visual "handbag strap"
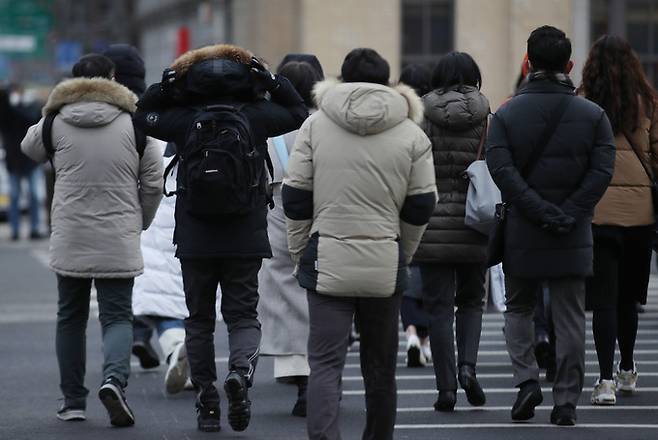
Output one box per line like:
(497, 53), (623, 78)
(475, 116), (489, 160)
(623, 130), (655, 181)
(521, 95), (572, 179)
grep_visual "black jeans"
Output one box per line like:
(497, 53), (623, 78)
(419, 263), (486, 391)
(180, 258), (262, 404)
(56, 276), (134, 407)
(587, 225), (654, 378)
(306, 291), (401, 440)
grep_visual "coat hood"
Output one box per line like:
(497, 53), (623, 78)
(313, 78), (424, 136)
(423, 86), (490, 131)
(103, 44), (146, 96)
(43, 77), (137, 116)
(171, 44), (253, 77)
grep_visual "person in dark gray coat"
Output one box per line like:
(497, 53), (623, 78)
(416, 52), (490, 412)
(486, 26), (615, 426)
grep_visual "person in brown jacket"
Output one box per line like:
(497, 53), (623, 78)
(580, 35), (658, 406)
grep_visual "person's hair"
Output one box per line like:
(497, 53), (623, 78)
(527, 25), (572, 72)
(431, 51), (482, 90)
(72, 54), (116, 79)
(341, 48), (390, 85)
(580, 35), (658, 134)
(399, 63), (432, 97)
(277, 61), (323, 108)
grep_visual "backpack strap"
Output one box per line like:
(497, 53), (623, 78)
(42, 112), (58, 167)
(133, 123), (147, 159)
(475, 117), (489, 161)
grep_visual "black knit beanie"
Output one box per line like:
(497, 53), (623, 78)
(103, 44), (146, 96)
(341, 48), (390, 85)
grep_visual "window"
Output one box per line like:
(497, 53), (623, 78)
(401, 0), (454, 67)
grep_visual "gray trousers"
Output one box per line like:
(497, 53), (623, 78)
(504, 276), (586, 407)
(307, 291), (401, 440)
(419, 263), (486, 391)
(56, 275), (134, 408)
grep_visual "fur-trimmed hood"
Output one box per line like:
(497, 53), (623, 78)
(313, 78), (424, 136)
(43, 77), (137, 116)
(171, 44), (253, 77)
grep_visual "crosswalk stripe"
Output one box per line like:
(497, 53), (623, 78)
(342, 372), (658, 381)
(394, 423), (658, 429)
(342, 387), (658, 395)
(397, 405), (658, 412)
(347, 349), (658, 358)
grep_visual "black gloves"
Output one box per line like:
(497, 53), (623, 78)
(540, 203), (576, 235)
(250, 57), (279, 92)
(160, 68), (177, 93)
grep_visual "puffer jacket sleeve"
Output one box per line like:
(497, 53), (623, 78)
(138, 137), (164, 230)
(282, 118), (314, 263)
(560, 112), (615, 220)
(20, 118), (48, 163)
(487, 113), (558, 224)
(399, 130), (437, 264)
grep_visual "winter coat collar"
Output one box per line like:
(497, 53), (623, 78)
(423, 85), (490, 131)
(313, 78), (424, 136)
(170, 44), (253, 77)
(43, 77), (137, 116)
(516, 72), (576, 96)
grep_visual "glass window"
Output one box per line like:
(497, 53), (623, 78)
(401, 0), (454, 67)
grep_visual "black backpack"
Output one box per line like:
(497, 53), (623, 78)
(41, 111), (147, 166)
(163, 104), (273, 218)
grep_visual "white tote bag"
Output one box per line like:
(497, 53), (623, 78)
(464, 119), (502, 235)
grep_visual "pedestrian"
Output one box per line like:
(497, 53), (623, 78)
(133, 44), (308, 433)
(398, 63), (433, 369)
(102, 43), (163, 371)
(21, 53), (164, 426)
(580, 35), (658, 405)
(283, 48), (437, 440)
(0, 85), (44, 241)
(257, 54), (324, 418)
(414, 51), (490, 411)
(486, 26), (615, 425)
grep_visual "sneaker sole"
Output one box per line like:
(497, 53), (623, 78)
(198, 421), (221, 432)
(591, 396), (616, 405)
(224, 376), (251, 432)
(406, 346), (424, 368)
(132, 345), (160, 369)
(99, 384), (135, 427)
(165, 344), (188, 394)
(56, 410), (86, 421)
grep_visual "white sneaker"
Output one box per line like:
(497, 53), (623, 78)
(591, 379), (616, 405)
(616, 364), (638, 394)
(165, 342), (189, 394)
(406, 334), (426, 368)
(421, 341), (432, 364)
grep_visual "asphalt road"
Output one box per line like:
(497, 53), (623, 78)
(1, 239), (658, 440)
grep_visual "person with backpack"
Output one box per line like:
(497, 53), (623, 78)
(580, 35), (658, 406)
(21, 54), (164, 427)
(283, 48), (436, 440)
(486, 26), (615, 426)
(414, 52), (491, 412)
(257, 54), (324, 418)
(133, 44), (307, 433)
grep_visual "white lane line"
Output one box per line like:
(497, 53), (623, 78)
(347, 349), (658, 357)
(345, 359), (658, 368)
(478, 329), (658, 337)
(342, 372), (658, 381)
(397, 405), (658, 412)
(342, 387), (658, 396)
(395, 423), (658, 429)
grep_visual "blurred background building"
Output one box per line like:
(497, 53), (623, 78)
(1, 0), (658, 108)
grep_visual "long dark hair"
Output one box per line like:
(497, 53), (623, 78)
(431, 51), (482, 90)
(580, 35), (658, 134)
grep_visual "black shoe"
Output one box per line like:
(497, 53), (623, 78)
(132, 340), (160, 369)
(98, 377), (135, 427)
(458, 364), (486, 406)
(291, 376), (307, 417)
(224, 371), (251, 432)
(550, 404), (576, 426)
(433, 390), (456, 412)
(511, 380), (543, 421)
(196, 402), (221, 432)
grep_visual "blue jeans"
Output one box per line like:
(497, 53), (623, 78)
(133, 315), (185, 342)
(8, 169), (41, 236)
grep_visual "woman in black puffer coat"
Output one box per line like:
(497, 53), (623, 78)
(416, 52), (490, 412)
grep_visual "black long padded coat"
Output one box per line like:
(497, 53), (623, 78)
(414, 85), (490, 263)
(486, 76), (616, 279)
(134, 55), (307, 259)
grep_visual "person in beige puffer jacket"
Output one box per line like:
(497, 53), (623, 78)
(21, 54), (163, 427)
(282, 48), (436, 440)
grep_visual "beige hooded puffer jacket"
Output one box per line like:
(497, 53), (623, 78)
(283, 79), (437, 297)
(21, 77), (163, 278)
